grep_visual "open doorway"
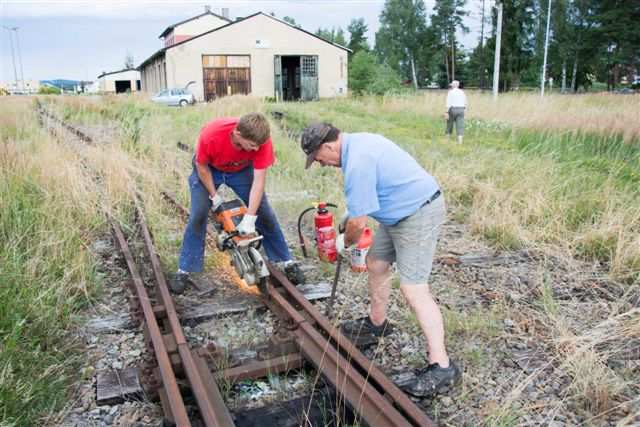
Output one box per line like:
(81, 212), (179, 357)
(274, 55), (318, 101)
(115, 80), (131, 93)
(281, 56), (300, 100)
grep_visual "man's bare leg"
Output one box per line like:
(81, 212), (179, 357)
(367, 256), (393, 325)
(400, 284), (449, 367)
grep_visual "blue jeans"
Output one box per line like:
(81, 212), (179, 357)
(178, 164), (292, 272)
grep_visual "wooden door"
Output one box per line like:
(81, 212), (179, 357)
(202, 55), (251, 101)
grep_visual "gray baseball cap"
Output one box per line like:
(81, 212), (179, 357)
(300, 122), (331, 169)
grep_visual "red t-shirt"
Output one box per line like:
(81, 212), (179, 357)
(195, 118), (275, 172)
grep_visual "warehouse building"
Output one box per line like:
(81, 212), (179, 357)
(139, 12), (349, 101)
(97, 69), (141, 93)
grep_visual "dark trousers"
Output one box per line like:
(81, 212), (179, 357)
(178, 164), (291, 272)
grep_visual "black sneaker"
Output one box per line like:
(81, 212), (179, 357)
(341, 316), (394, 346)
(402, 361), (461, 398)
(284, 262), (305, 285)
(168, 272), (189, 294)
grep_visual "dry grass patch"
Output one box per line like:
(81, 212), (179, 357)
(382, 91), (640, 141)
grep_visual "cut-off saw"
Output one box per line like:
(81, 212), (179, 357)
(212, 198), (270, 294)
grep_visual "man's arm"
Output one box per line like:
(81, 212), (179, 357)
(246, 168), (267, 215)
(195, 161), (217, 197)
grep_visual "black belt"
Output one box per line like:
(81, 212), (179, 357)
(396, 190), (442, 225)
(422, 189), (441, 207)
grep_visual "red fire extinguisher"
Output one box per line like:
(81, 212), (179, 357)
(298, 202), (338, 263)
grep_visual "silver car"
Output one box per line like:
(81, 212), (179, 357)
(151, 88), (195, 106)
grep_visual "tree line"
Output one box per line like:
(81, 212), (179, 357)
(310, 0), (639, 93)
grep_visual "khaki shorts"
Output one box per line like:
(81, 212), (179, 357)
(368, 196), (446, 285)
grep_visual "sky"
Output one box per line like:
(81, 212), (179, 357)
(1, 0), (489, 82)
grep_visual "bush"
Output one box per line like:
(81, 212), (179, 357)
(38, 85), (61, 95)
(368, 63), (403, 95)
(348, 51), (403, 96)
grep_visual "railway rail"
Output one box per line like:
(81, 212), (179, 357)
(163, 193), (436, 427)
(34, 102), (437, 426)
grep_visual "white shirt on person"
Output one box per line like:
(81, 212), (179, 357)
(446, 88), (467, 109)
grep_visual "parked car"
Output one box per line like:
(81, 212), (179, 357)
(151, 88), (195, 106)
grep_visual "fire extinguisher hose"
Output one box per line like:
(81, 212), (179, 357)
(297, 203), (337, 258)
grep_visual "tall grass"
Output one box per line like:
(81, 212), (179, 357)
(0, 98), (102, 426)
(384, 91), (640, 142)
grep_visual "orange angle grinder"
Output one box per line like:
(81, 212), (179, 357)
(212, 198), (270, 293)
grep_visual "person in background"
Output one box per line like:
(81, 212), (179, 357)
(445, 80), (467, 144)
(170, 113), (304, 294)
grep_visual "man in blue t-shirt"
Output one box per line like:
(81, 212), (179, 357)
(300, 122), (461, 398)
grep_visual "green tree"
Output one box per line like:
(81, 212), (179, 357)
(430, 0), (469, 82)
(594, 0), (640, 90)
(349, 51), (402, 95)
(316, 27), (347, 45)
(349, 51), (377, 94)
(484, 0), (537, 90)
(282, 16), (301, 28)
(347, 18), (369, 55)
(375, 0), (428, 89)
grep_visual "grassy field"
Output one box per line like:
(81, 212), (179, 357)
(1, 91), (638, 425)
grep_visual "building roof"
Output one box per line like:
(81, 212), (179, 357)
(140, 11), (350, 69)
(138, 48), (167, 70)
(97, 68), (140, 79)
(159, 11), (232, 38)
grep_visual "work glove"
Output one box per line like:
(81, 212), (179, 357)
(209, 193), (223, 212)
(335, 233), (354, 256)
(237, 214), (258, 236)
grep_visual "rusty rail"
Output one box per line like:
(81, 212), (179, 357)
(112, 202), (235, 427)
(134, 203), (234, 427)
(35, 100), (94, 144)
(162, 191), (437, 427)
(111, 222), (191, 426)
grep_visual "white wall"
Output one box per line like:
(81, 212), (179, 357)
(174, 14), (229, 37)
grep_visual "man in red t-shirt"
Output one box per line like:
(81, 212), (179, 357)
(170, 113), (304, 293)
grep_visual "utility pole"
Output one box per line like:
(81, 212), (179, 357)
(14, 27), (25, 92)
(3, 26), (19, 93)
(480, 0), (486, 88)
(492, 1), (503, 100)
(540, 0), (552, 96)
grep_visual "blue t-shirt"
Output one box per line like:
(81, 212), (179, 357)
(341, 133), (440, 225)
